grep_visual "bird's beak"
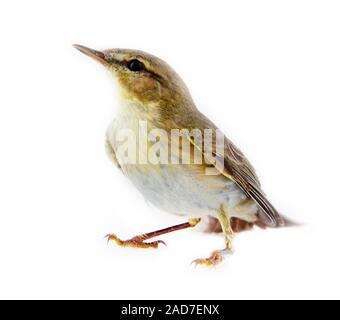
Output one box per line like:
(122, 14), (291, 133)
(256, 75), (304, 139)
(73, 44), (110, 66)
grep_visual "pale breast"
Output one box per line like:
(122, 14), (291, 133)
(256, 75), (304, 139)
(114, 159), (250, 218)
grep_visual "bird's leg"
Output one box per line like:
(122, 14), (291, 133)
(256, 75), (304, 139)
(192, 208), (233, 266)
(106, 218), (201, 249)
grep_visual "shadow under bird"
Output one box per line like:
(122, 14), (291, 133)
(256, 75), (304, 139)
(74, 44), (291, 266)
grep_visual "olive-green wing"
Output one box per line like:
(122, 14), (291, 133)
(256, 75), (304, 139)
(222, 139), (283, 227)
(184, 113), (284, 227)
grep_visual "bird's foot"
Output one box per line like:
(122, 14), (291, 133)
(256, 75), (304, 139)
(192, 247), (232, 267)
(192, 250), (224, 267)
(105, 234), (166, 249)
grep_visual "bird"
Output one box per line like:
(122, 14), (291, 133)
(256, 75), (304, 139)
(73, 44), (289, 266)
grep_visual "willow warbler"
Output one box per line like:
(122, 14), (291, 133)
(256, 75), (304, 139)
(74, 44), (288, 266)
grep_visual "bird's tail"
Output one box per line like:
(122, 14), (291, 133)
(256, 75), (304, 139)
(204, 214), (299, 233)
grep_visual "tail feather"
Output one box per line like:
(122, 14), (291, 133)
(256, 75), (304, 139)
(204, 214), (298, 233)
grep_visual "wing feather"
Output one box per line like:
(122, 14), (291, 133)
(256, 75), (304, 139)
(185, 114), (284, 227)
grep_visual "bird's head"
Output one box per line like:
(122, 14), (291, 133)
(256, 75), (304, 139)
(73, 45), (195, 120)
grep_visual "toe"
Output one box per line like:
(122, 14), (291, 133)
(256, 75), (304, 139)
(142, 239), (167, 249)
(105, 234), (123, 245)
(191, 258), (215, 267)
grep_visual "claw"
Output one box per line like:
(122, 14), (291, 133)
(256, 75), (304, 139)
(105, 233), (122, 245)
(157, 240), (167, 247)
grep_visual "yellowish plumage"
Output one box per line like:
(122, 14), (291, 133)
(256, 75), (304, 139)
(74, 44), (286, 265)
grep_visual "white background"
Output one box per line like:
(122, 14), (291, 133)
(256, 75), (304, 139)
(0, 0), (339, 300)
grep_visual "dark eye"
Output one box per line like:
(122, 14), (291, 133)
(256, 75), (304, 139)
(127, 59), (145, 72)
